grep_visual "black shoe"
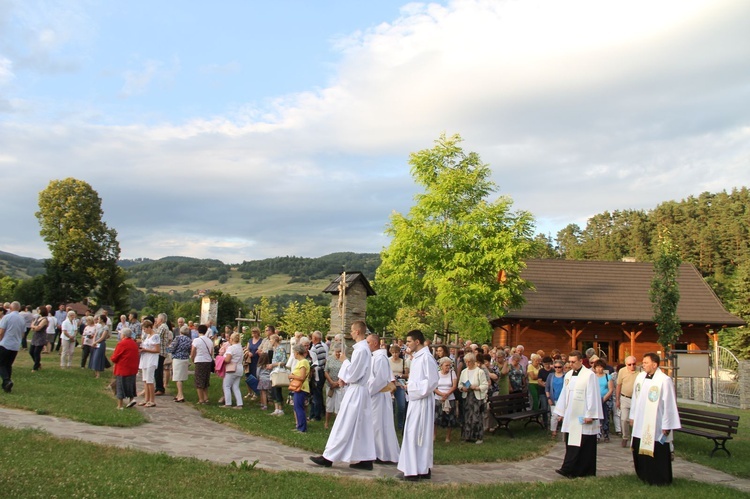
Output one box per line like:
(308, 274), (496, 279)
(309, 456), (332, 467)
(400, 474), (419, 482)
(2, 380), (13, 393)
(419, 469), (431, 480)
(349, 460), (373, 470)
(555, 469), (573, 479)
(375, 458), (397, 465)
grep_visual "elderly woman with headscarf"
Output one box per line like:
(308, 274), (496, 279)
(110, 328), (140, 409)
(458, 353), (489, 444)
(170, 324), (192, 403)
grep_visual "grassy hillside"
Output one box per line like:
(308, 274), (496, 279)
(0, 250), (46, 279)
(139, 270), (335, 301)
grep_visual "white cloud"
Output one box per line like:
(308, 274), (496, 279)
(2, 0), (750, 263)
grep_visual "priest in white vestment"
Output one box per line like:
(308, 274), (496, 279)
(367, 334), (401, 464)
(629, 352), (680, 485)
(553, 350), (602, 478)
(310, 321), (376, 469)
(397, 330), (439, 481)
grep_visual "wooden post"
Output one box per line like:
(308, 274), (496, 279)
(621, 327), (643, 358)
(564, 325), (585, 350)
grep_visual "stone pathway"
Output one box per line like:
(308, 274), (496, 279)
(0, 401), (748, 492)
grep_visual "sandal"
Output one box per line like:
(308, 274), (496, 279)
(137, 402), (147, 406)
(144, 402), (156, 407)
(174, 398), (185, 403)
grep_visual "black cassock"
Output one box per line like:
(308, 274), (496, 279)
(632, 437), (673, 485)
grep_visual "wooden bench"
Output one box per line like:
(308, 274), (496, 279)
(675, 406), (740, 457)
(488, 391), (547, 438)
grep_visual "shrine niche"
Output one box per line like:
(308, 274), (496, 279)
(323, 271), (376, 338)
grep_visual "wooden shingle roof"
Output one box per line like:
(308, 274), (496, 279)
(497, 259), (745, 328)
(322, 271), (376, 296)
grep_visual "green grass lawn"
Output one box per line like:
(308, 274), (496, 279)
(191, 379), (554, 465)
(4, 347), (747, 476)
(675, 404), (750, 478)
(0, 348), (145, 427)
(0, 428), (742, 499)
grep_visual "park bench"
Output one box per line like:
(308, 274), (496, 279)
(487, 391), (547, 438)
(675, 406), (740, 457)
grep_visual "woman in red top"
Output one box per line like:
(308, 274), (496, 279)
(110, 328), (140, 410)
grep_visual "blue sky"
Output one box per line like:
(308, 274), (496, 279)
(1, 0), (749, 263)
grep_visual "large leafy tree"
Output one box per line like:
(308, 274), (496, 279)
(650, 229), (682, 357)
(376, 133), (535, 341)
(36, 178), (121, 303)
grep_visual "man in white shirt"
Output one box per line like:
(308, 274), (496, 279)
(0, 302), (27, 392)
(367, 334), (400, 465)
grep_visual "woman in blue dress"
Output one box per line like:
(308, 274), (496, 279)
(89, 315), (111, 377)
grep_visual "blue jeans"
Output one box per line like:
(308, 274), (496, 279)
(293, 391), (307, 432)
(393, 386), (407, 431)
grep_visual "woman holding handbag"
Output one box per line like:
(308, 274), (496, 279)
(267, 334), (287, 416)
(288, 343), (310, 433)
(190, 324), (214, 405)
(222, 333), (244, 409)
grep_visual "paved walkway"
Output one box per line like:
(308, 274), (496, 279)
(0, 400), (748, 492)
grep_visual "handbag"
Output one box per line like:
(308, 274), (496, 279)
(289, 377), (303, 392)
(214, 355), (226, 378)
(271, 367), (290, 387)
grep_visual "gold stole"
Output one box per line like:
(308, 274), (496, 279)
(637, 369), (666, 457)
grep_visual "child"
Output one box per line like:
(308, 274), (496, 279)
(256, 352), (272, 410)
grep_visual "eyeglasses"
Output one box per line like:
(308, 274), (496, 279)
(554, 366), (563, 369)
(626, 363), (636, 366)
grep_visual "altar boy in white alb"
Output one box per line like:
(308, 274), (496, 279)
(553, 350), (603, 478)
(309, 321), (376, 470)
(397, 330), (439, 481)
(629, 352), (680, 485)
(367, 334), (400, 464)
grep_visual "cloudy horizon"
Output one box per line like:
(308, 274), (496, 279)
(1, 0), (748, 264)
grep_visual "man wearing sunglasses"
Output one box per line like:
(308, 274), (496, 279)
(616, 356), (638, 448)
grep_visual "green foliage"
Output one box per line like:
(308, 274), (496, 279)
(127, 257), (228, 288)
(36, 178), (121, 303)
(257, 295), (280, 328)
(722, 259), (750, 358)
(92, 263), (131, 314)
(365, 279), (399, 335)
(377, 133), (535, 340)
(0, 250), (46, 279)
(13, 275), (46, 306)
(0, 274), (18, 302)
(237, 252), (380, 282)
(279, 297), (329, 334)
(650, 229), (682, 355)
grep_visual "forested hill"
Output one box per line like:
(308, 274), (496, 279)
(123, 252), (380, 288)
(541, 188), (750, 340)
(0, 250), (46, 279)
(237, 252), (380, 282)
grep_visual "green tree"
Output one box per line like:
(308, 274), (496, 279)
(207, 290), (245, 330)
(723, 260), (750, 359)
(92, 263), (131, 315)
(650, 229), (682, 357)
(258, 296), (280, 329)
(0, 274), (19, 302)
(36, 178), (121, 302)
(279, 297), (329, 334)
(376, 133), (535, 341)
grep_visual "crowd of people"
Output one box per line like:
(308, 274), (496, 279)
(0, 302), (680, 485)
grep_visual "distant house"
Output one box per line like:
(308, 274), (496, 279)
(490, 259), (745, 363)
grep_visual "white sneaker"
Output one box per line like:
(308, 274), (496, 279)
(270, 409), (279, 415)
(275, 410), (284, 416)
